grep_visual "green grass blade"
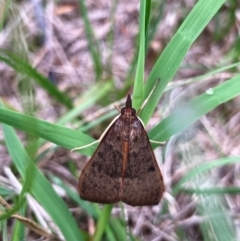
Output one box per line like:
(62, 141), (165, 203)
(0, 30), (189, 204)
(199, 196), (235, 241)
(11, 204), (26, 241)
(79, 109), (117, 132)
(2, 123), (84, 241)
(166, 62), (240, 91)
(173, 157), (240, 194)
(140, 0), (226, 124)
(93, 204), (113, 241)
(0, 107), (95, 156)
(149, 76), (240, 143)
(133, 0), (146, 109)
(181, 187), (240, 195)
(58, 81), (113, 125)
(146, 1), (165, 48)
(145, 0), (151, 36)
(1, 219), (7, 241)
(0, 49), (72, 108)
(109, 217), (128, 241)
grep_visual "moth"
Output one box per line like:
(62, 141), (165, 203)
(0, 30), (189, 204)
(78, 95), (164, 206)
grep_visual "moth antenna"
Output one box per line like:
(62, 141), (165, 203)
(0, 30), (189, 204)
(71, 140), (100, 151)
(114, 105), (121, 113)
(150, 140), (165, 145)
(137, 78), (160, 114)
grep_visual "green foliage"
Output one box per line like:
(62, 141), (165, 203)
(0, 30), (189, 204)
(1, 0), (240, 240)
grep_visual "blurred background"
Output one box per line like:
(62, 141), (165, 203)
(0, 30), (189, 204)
(0, 0), (240, 241)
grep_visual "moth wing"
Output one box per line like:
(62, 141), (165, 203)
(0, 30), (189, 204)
(78, 116), (123, 204)
(122, 117), (164, 206)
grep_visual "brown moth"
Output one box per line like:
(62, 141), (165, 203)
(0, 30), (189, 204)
(78, 95), (164, 206)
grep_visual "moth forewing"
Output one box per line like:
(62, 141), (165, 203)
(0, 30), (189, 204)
(97, 114), (121, 142)
(72, 114), (121, 152)
(136, 111), (165, 145)
(78, 114), (123, 203)
(121, 114), (164, 206)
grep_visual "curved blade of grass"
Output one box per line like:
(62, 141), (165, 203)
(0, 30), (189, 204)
(198, 196), (235, 241)
(93, 204), (113, 241)
(0, 106), (95, 156)
(140, 0), (226, 124)
(166, 62), (240, 91)
(1, 217), (7, 240)
(181, 187), (240, 195)
(2, 123), (84, 241)
(145, 0), (151, 36)
(173, 157), (240, 195)
(36, 81), (113, 150)
(0, 197), (26, 221)
(79, 109), (118, 132)
(11, 203), (26, 241)
(146, 1), (165, 48)
(133, 0), (146, 109)
(124, 1), (164, 95)
(58, 81), (113, 125)
(0, 187), (15, 196)
(0, 49), (72, 108)
(149, 75), (240, 143)
(108, 217), (128, 241)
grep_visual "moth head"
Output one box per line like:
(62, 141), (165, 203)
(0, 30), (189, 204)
(121, 94), (136, 116)
(121, 107), (136, 116)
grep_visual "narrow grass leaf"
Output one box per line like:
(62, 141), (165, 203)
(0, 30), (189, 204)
(146, 1), (165, 48)
(0, 107), (95, 156)
(58, 81), (113, 125)
(145, 0), (151, 36)
(109, 217), (129, 241)
(173, 156), (240, 194)
(198, 194), (235, 241)
(140, 0), (226, 124)
(0, 49), (72, 108)
(10, 204), (27, 241)
(133, 0), (146, 109)
(2, 124), (84, 241)
(149, 76), (240, 143)
(182, 187), (240, 195)
(93, 204), (113, 241)
(79, 109), (118, 132)
(166, 62), (240, 91)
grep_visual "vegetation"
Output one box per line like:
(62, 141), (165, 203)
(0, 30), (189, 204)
(0, 0), (240, 240)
